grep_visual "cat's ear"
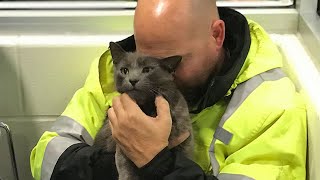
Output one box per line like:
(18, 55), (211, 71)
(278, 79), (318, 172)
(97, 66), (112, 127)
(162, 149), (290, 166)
(160, 55), (182, 73)
(109, 42), (126, 64)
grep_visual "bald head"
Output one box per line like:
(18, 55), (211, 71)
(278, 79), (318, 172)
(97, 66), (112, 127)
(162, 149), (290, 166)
(134, 0), (225, 88)
(134, 0), (219, 56)
(135, 0), (218, 20)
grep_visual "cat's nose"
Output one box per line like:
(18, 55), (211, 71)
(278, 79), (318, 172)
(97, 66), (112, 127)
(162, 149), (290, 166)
(129, 80), (139, 86)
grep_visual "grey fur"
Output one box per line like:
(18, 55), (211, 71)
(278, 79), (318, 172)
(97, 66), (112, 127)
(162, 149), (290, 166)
(93, 42), (193, 180)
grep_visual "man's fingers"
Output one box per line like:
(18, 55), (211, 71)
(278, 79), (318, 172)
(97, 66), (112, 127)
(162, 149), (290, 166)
(155, 96), (171, 119)
(108, 119), (114, 133)
(108, 107), (117, 129)
(121, 93), (141, 112)
(112, 96), (125, 117)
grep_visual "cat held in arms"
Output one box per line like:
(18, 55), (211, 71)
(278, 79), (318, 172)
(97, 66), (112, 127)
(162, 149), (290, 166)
(94, 42), (193, 180)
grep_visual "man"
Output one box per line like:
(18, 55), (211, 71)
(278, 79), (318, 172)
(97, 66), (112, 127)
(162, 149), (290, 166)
(30, 0), (307, 179)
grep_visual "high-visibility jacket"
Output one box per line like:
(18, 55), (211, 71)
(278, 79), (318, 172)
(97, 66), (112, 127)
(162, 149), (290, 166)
(30, 7), (306, 180)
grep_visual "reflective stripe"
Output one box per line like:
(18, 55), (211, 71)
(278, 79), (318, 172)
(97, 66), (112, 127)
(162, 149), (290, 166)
(40, 116), (94, 179)
(214, 126), (233, 145)
(41, 136), (80, 180)
(218, 173), (255, 180)
(210, 68), (285, 176)
(218, 68), (285, 128)
(259, 68), (285, 81)
(51, 115), (94, 146)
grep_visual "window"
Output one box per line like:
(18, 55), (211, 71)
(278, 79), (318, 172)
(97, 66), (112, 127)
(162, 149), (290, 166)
(217, 0), (294, 8)
(0, 0), (294, 10)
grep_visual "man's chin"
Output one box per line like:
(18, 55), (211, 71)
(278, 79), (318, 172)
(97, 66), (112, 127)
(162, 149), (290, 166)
(175, 79), (204, 90)
(175, 79), (207, 105)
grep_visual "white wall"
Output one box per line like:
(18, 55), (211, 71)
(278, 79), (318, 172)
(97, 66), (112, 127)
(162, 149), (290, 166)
(0, 35), (130, 180)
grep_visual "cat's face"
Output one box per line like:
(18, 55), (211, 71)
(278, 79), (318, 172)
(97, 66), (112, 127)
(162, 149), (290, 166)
(109, 42), (182, 96)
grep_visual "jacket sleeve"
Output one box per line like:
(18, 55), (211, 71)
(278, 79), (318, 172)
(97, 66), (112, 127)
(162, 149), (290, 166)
(210, 77), (307, 180)
(30, 50), (119, 180)
(50, 143), (118, 180)
(138, 147), (218, 180)
(215, 106), (307, 180)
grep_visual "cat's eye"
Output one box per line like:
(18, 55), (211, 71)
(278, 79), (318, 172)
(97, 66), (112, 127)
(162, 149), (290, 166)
(120, 68), (129, 75)
(142, 67), (153, 73)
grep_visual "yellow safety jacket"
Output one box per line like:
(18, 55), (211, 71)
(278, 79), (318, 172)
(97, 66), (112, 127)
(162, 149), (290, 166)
(30, 8), (306, 180)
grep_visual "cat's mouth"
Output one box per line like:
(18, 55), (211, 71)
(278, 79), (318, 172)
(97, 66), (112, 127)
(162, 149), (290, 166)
(128, 87), (141, 92)
(126, 89), (142, 97)
(126, 88), (155, 97)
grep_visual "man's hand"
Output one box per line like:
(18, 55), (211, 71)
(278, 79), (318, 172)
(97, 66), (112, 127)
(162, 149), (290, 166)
(108, 94), (172, 168)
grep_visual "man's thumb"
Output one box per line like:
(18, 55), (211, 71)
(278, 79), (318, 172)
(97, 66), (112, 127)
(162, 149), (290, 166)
(155, 96), (171, 120)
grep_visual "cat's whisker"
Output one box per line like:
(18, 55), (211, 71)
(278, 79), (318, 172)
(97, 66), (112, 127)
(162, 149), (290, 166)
(157, 86), (176, 94)
(149, 88), (160, 95)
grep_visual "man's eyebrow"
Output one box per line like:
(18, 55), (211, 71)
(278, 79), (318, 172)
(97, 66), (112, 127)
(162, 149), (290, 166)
(166, 51), (191, 58)
(159, 53), (188, 59)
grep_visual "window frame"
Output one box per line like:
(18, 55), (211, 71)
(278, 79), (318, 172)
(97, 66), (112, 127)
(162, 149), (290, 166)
(317, 0), (320, 16)
(0, 1), (298, 35)
(0, 0), (294, 10)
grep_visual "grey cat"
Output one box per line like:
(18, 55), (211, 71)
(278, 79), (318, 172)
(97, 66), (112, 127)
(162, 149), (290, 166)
(94, 42), (193, 180)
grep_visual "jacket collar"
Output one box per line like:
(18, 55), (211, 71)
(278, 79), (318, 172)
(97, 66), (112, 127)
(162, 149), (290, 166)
(194, 7), (251, 113)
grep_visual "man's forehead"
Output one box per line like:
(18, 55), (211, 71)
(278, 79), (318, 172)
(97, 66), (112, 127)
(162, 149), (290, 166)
(136, 45), (188, 59)
(135, 39), (191, 58)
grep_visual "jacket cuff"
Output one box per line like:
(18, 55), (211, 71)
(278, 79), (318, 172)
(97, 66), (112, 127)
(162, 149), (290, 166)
(91, 147), (119, 180)
(51, 143), (118, 180)
(138, 147), (174, 179)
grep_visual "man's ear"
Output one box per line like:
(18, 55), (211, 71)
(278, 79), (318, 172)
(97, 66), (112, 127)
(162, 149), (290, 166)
(160, 56), (182, 73)
(109, 42), (126, 64)
(211, 19), (225, 49)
